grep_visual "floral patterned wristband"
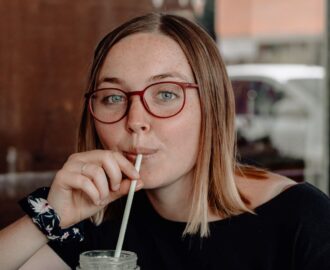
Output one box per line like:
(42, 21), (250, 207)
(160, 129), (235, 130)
(19, 187), (84, 243)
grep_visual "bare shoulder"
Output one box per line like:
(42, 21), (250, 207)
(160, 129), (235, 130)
(235, 170), (297, 209)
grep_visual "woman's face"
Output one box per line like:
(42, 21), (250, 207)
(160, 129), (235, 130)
(94, 33), (201, 192)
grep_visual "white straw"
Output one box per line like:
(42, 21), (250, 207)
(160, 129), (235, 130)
(114, 154), (143, 258)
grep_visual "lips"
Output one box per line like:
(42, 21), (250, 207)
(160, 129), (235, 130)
(123, 147), (158, 162)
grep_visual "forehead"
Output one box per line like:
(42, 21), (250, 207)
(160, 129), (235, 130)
(98, 33), (194, 84)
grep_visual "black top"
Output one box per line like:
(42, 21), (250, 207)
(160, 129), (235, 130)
(49, 182), (330, 270)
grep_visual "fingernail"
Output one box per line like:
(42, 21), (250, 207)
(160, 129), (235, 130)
(133, 170), (140, 178)
(136, 182), (144, 189)
(113, 184), (120, 191)
(101, 199), (108, 205)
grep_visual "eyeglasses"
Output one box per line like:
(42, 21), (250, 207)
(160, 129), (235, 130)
(85, 81), (199, 124)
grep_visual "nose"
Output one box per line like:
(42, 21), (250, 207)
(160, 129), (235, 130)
(126, 96), (150, 133)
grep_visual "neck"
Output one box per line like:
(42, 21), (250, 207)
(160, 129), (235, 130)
(145, 174), (193, 222)
(145, 177), (224, 223)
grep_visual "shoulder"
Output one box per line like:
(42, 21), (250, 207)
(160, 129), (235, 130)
(235, 170), (298, 209)
(289, 182), (330, 219)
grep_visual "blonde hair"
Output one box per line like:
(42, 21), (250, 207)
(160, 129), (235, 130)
(78, 13), (252, 237)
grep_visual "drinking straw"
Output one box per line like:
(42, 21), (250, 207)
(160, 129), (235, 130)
(114, 154), (143, 258)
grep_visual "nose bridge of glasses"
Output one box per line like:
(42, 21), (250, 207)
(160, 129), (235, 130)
(126, 89), (149, 115)
(127, 89), (145, 99)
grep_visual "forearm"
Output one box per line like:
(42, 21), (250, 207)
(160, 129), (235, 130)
(0, 215), (48, 270)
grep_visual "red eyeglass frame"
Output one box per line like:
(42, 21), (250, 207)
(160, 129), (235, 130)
(85, 81), (199, 124)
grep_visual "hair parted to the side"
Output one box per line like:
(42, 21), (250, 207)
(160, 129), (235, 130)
(78, 12), (253, 237)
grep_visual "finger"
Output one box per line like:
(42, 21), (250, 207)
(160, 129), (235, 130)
(71, 150), (140, 180)
(65, 153), (122, 193)
(78, 153), (123, 193)
(102, 151), (141, 189)
(70, 150), (140, 191)
(101, 152), (142, 192)
(101, 153), (123, 192)
(62, 171), (102, 206)
(111, 151), (140, 180)
(79, 163), (110, 202)
(109, 178), (144, 202)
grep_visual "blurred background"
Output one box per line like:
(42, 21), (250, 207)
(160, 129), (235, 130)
(0, 0), (328, 229)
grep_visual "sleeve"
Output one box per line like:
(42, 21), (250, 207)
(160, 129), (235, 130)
(293, 184), (330, 270)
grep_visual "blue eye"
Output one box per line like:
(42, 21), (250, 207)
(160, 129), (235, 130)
(103, 95), (126, 104)
(158, 91), (177, 101)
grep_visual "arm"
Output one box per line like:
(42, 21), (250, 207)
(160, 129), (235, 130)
(0, 215), (49, 270)
(19, 244), (70, 270)
(0, 150), (142, 269)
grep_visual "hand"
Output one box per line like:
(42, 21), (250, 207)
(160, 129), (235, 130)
(47, 150), (143, 228)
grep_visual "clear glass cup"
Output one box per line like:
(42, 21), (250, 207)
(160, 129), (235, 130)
(76, 250), (139, 270)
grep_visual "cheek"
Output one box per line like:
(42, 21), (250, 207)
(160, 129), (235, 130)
(163, 106), (201, 163)
(94, 122), (123, 150)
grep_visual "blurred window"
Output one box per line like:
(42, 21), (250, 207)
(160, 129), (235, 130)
(232, 80), (282, 116)
(287, 79), (323, 102)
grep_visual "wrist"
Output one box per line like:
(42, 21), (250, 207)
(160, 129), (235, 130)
(19, 187), (84, 243)
(22, 215), (48, 242)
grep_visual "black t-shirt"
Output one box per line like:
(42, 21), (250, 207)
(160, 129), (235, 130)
(49, 182), (330, 270)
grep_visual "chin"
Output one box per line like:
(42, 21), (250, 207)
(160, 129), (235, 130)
(140, 181), (162, 190)
(138, 176), (164, 190)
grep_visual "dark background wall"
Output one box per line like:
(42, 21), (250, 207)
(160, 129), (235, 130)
(0, 0), (154, 174)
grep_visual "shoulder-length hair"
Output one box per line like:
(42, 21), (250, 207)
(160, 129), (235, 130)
(78, 12), (252, 237)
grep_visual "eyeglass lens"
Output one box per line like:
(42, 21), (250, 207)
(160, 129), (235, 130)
(90, 82), (185, 123)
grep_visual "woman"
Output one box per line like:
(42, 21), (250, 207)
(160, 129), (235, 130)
(1, 13), (329, 270)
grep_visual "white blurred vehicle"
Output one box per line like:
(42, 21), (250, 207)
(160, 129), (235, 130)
(227, 64), (324, 184)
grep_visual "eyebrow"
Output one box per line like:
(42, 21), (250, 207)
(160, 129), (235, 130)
(98, 77), (123, 85)
(148, 72), (190, 82)
(97, 72), (190, 87)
